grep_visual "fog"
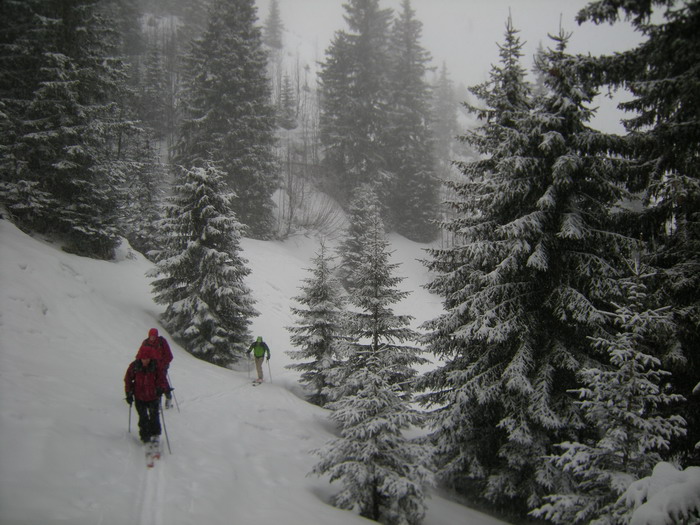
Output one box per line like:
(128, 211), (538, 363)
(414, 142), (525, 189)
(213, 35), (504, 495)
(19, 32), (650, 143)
(256, 0), (643, 133)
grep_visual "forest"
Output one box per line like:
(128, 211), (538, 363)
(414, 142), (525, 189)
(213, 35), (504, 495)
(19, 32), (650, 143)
(1, 0), (699, 524)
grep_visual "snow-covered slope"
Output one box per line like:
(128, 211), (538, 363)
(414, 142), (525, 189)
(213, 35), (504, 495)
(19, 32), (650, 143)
(0, 219), (506, 525)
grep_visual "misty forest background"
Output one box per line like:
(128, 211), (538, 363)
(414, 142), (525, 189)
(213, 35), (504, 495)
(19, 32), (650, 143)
(1, 0), (699, 524)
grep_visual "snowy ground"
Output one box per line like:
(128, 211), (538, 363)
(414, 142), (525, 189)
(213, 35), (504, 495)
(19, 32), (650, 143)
(0, 219), (508, 525)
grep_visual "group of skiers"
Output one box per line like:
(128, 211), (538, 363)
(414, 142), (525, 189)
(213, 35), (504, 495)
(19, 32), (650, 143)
(124, 329), (271, 444)
(124, 328), (173, 444)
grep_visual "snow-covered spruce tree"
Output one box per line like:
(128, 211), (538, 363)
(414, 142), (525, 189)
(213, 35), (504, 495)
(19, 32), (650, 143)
(277, 73), (298, 131)
(0, 0), (127, 258)
(286, 242), (347, 407)
(116, 142), (168, 258)
(418, 21), (633, 515)
(430, 62), (460, 168)
(175, 0), (278, 239)
(149, 163), (257, 367)
(429, 63), (467, 249)
(336, 184), (383, 291)
(575, 0), (700, 464)
(262, 0), (284, 51)
(385, 0), (438, 242)
(136, 44), (171, 143)
(418, 15), (536, 507)
(430, 62), (463, 179)
(318, 0), (393, 207)
(262, 0), (284, 109)
(178, 0), (211, 42)
(533, 257), (686, 525)
(314, 204), (432, 525)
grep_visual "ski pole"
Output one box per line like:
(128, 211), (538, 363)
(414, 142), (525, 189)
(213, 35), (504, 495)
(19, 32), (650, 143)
(167, 372), (180, 413)
(128, 402), (132, 433)
(160, 397), (172, 454)
(267, 358), (273, 383)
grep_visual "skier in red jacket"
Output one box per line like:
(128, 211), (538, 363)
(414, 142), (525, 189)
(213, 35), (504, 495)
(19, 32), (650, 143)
(124, 345), (169, 443)
(138, 328), (174, 408)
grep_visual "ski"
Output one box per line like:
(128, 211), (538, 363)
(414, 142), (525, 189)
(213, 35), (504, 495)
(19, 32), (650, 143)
(145, 437), (161, 468)
(252, 380), (263, 386)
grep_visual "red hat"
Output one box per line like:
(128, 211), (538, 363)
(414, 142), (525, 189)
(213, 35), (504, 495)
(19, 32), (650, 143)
(148, 328), (158, 338)
(136, 346), (158, 360)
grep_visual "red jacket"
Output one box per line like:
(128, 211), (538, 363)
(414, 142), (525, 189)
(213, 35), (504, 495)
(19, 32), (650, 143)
(139, 336), (173, 368)
(124, 359), (168, 402)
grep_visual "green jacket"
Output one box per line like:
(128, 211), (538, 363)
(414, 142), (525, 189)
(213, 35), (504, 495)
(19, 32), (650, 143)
(248, 338), (270, 359)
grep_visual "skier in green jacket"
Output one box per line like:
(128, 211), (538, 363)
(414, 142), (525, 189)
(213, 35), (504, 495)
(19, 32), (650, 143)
(247, 336), (270, 383)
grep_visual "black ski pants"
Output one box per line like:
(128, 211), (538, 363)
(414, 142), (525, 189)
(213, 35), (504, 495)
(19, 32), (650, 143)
(135, 399), (161, 443)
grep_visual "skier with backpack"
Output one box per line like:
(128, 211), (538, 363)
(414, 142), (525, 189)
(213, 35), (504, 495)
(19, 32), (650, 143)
(139, 328), (174, 408)
(247, 336), (271, 384)
(124, 345), (169, 444)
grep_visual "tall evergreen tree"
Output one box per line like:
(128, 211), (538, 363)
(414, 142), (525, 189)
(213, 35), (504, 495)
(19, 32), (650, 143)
(278, 73), (298, 130)
(336, 184), (382, 290)
(138, 44), (170, 141)
(262, 0), (284, 107)
(0, 0), (42, 216)
(286, 242), (346, 407)
(117, 142), (168, 257)
(419, 21), (633, 514)
(430, 63), (461, 177)
(318, 0), (393, 206)
(385, 0), (438, 242)
(316, 28), (353, 190)
(149, 163), (257, 367)
(418, 18), (537, 508)
(533, 258), (686, 525)
(178, 0), (212, 43)
(575, 0), (700, 463)
(104, 2), (173, 258)
(99, 0), (143, 58)
(314, 205), (431, 524)
(263, 0), (284, 50)
(0, 0), (128, 258)
(175, 0), (278, 239)
(430, 63), (467, 249)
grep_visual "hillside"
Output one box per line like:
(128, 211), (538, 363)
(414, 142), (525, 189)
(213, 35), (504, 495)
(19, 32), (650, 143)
(0, 219), (507, 525)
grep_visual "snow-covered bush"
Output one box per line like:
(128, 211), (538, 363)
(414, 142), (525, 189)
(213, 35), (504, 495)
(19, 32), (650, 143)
(624, 462), (700, 525)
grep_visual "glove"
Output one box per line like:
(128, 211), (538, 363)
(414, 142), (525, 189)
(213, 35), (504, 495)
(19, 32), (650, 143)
(165, 389), (172, 400)
(126, 393), (133, 405)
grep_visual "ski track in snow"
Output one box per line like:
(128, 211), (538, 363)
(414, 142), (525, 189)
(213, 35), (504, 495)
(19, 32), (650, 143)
(129, 431), (166, 525)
